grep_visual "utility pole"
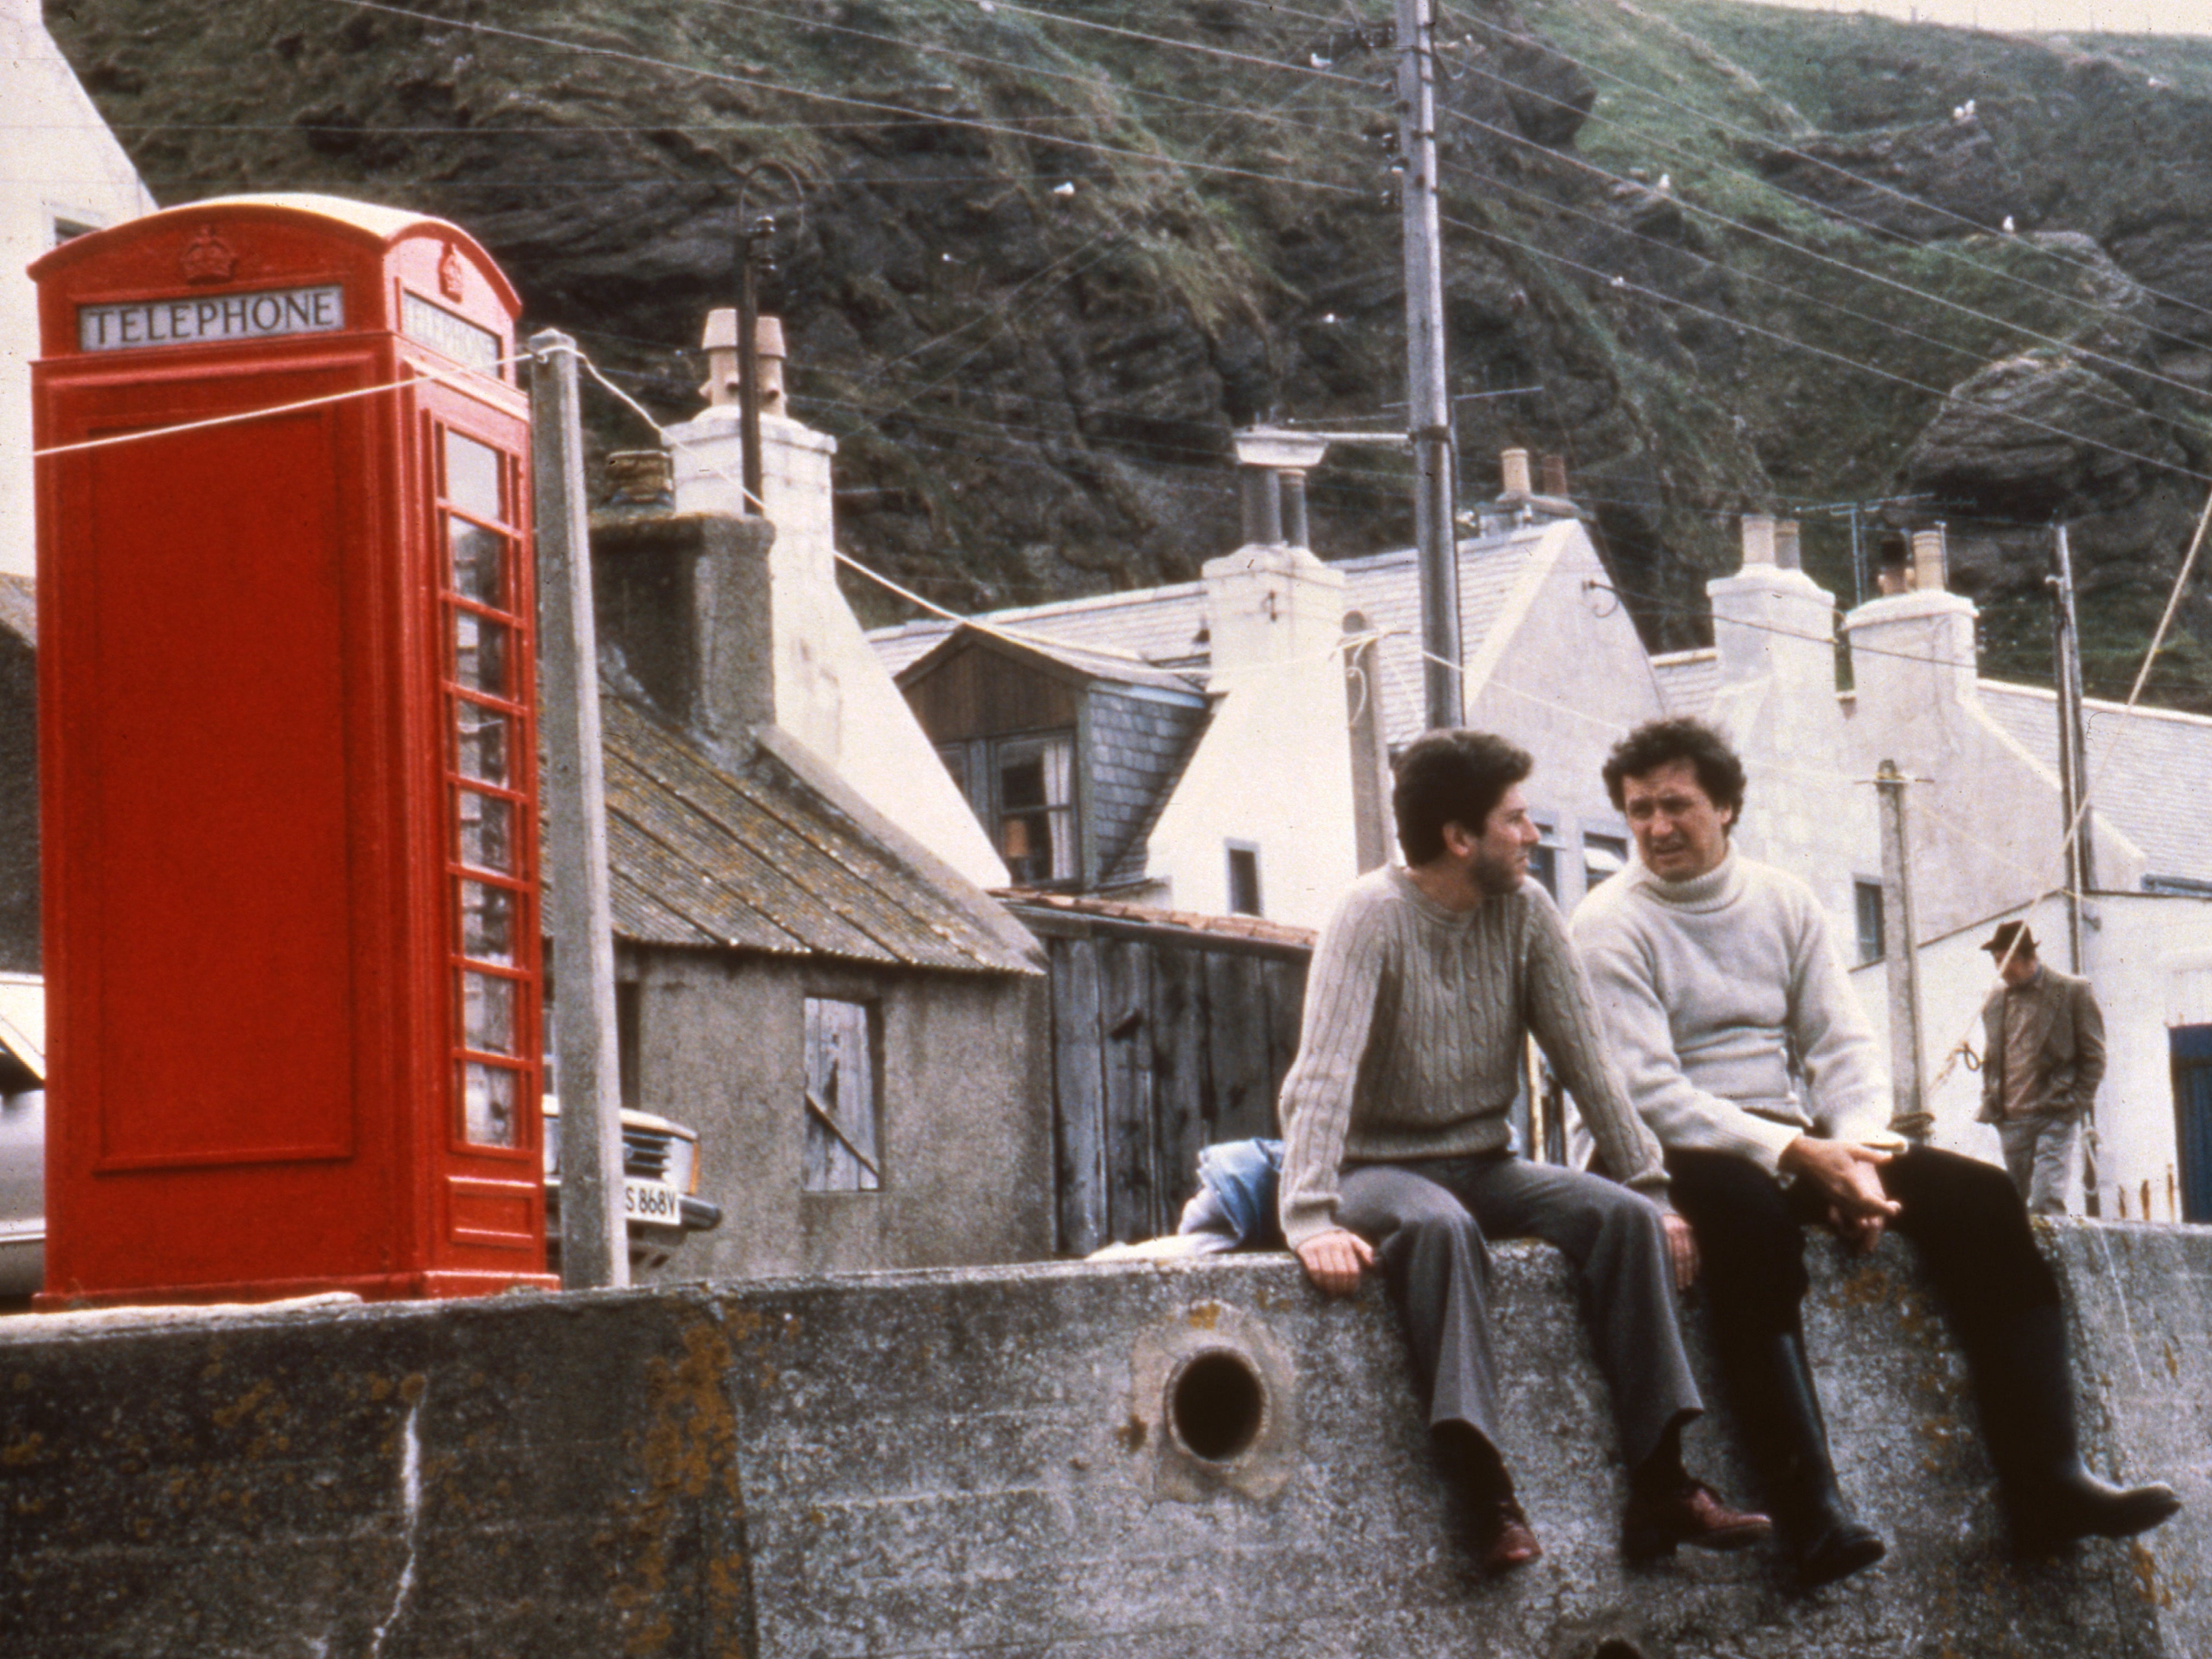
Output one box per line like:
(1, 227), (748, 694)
(2048, 523), (2096, 967)
(1874, 760), (1932, 1143)
(732, 161), (805, 516)
(529, 329), (629, 1291)
(1395, 0), (1461, 732)
(2048, 522), (2101, 1214)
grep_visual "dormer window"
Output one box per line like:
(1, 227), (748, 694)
(938, 732), (1076, 885)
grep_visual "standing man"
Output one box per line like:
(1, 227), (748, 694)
(1278, 729), (1767, 1574)
(1571, 717), (2177, 1590)
(1976, 922), (2104, 1215)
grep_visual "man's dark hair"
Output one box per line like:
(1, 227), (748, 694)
(1601, 718), (1748, 819)
(1393, 729), (1534, 864)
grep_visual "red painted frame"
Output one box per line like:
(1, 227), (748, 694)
(30, 196), (553, 1303)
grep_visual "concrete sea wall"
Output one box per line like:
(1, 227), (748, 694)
(2, 1220), (2207, 1657)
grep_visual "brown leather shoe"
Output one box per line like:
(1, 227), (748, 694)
(1471, 1498), (1543, 1574)
(1621, 1478), (1772, 1562)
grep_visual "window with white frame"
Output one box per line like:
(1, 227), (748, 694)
(803, 996), (881, 1193)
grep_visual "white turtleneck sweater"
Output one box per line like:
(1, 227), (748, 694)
(1569, 847), (1901, 1177)
(1275, 866), (1671, 1251)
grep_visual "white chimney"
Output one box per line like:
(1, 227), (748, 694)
(1910, 525), (1948, 592)
(1774, 519), (1801, 571)
(1501, 447), (1533, 496)
(660, 314), (1009, 891)
(1739, 514), (1776, 567)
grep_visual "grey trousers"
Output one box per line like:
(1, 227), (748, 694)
(1997, 1114), (2078, 1216)
(1337, 1153), (1701, 1472)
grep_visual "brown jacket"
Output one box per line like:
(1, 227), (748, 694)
(1977, 965), (2106, 1125)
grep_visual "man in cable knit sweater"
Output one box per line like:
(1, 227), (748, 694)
(1277, 728), (1767, 1574)
(1571, 716), (2178, 1589)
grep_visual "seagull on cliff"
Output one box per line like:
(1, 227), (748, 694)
(1053, 181), (1076, 197)
(2003, 214), (2017, 233)
(1952, 97), (1977, 123)
(1656, 173), (1671, 193)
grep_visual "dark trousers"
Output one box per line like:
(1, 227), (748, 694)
(1665, 1143), (2059, 1354)
(1338, 1153), (1702, 1472)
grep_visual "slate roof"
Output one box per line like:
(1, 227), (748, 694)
(1333, 529), (1549, 747)
(894, 623), (1203, 696)
(1978, 680), (2212, 885)
(867, 520), (1560, 751)
(598, 696), (1034, 973)
(871, 583), (1209, 679)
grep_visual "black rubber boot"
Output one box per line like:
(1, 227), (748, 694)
(1723, 1328), (1886, 1591)
(1966, 1302), (2182, 1554)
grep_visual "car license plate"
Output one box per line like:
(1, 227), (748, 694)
(624, 1178), (683, 1228)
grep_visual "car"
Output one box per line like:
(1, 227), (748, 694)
(541, 1098), (721, 1273)
(0, 972), (43, 1300)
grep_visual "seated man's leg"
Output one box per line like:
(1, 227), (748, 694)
(1455, 1156), (1769, 1561)
(1455, 1157), (1697, 1472)
(1338, 1164), (1504, 1450)
(1883, 1145), (2180, 1549)
(1666, 1148), (1885, 1588)
(1338, 1163), (1536, 1570)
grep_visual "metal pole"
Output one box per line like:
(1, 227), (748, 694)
(1396, 0), (1461, 732)
(1874, 759), (1932, 1143)
(2049, 526), (2084, 975)
(1848, 504), (1865, 610)
(738, 232), (765, 517)
(2054, 524), (2096, 899)
(529, 329), (630, 1291)
(2050, 523), (2101, 1214)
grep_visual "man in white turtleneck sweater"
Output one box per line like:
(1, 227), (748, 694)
(1572, 717), (2178, 1591)
(1278, 729), (1767, 1575)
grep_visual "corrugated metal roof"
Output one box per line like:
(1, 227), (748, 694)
(1003, 890), (1316, 950)
(1652, 649), (1720, 722)
(599, 697), (1035, 973)
(1979, 680), (2212, 883)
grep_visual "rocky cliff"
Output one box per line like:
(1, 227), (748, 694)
(47, 0), (2212, 704)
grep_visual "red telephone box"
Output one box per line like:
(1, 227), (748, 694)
(29, 194), (554, 1303)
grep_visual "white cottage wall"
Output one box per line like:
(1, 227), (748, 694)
(3, 0), (157, 576)
(666, 405), (1009, 891)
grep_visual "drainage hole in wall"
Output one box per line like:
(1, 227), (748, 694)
(1169, 1349), (1265, 1463)
(1589, 1641), (1650, 1659)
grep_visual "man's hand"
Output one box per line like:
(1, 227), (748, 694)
(1781, 1136), (1900, 1251)
(1662, 1212), (1699, 1290)
(1294, 1228), (1375, 1296)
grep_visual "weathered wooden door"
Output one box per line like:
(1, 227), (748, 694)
(1037, 920), (1307, 1254)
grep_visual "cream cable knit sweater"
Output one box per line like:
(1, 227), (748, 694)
(1275, 866), (1671, 1250)
(1570, 847), (1900, 1177)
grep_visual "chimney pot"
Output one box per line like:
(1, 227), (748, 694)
(1239, 466), (1284, 546)
(1280, 469), (1311, 550)
(1540, 453), (1568, 497)
(1774, 518), (1801, 571)
(604, 450), (673, 505)
(1740, 514), (1777, 567)
(1910, 525), (1948, 592)
(698, 309), (788, 413)
(1501, 448), (1533, 496)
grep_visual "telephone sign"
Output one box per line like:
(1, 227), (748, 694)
(30, 194), (553, 1304)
